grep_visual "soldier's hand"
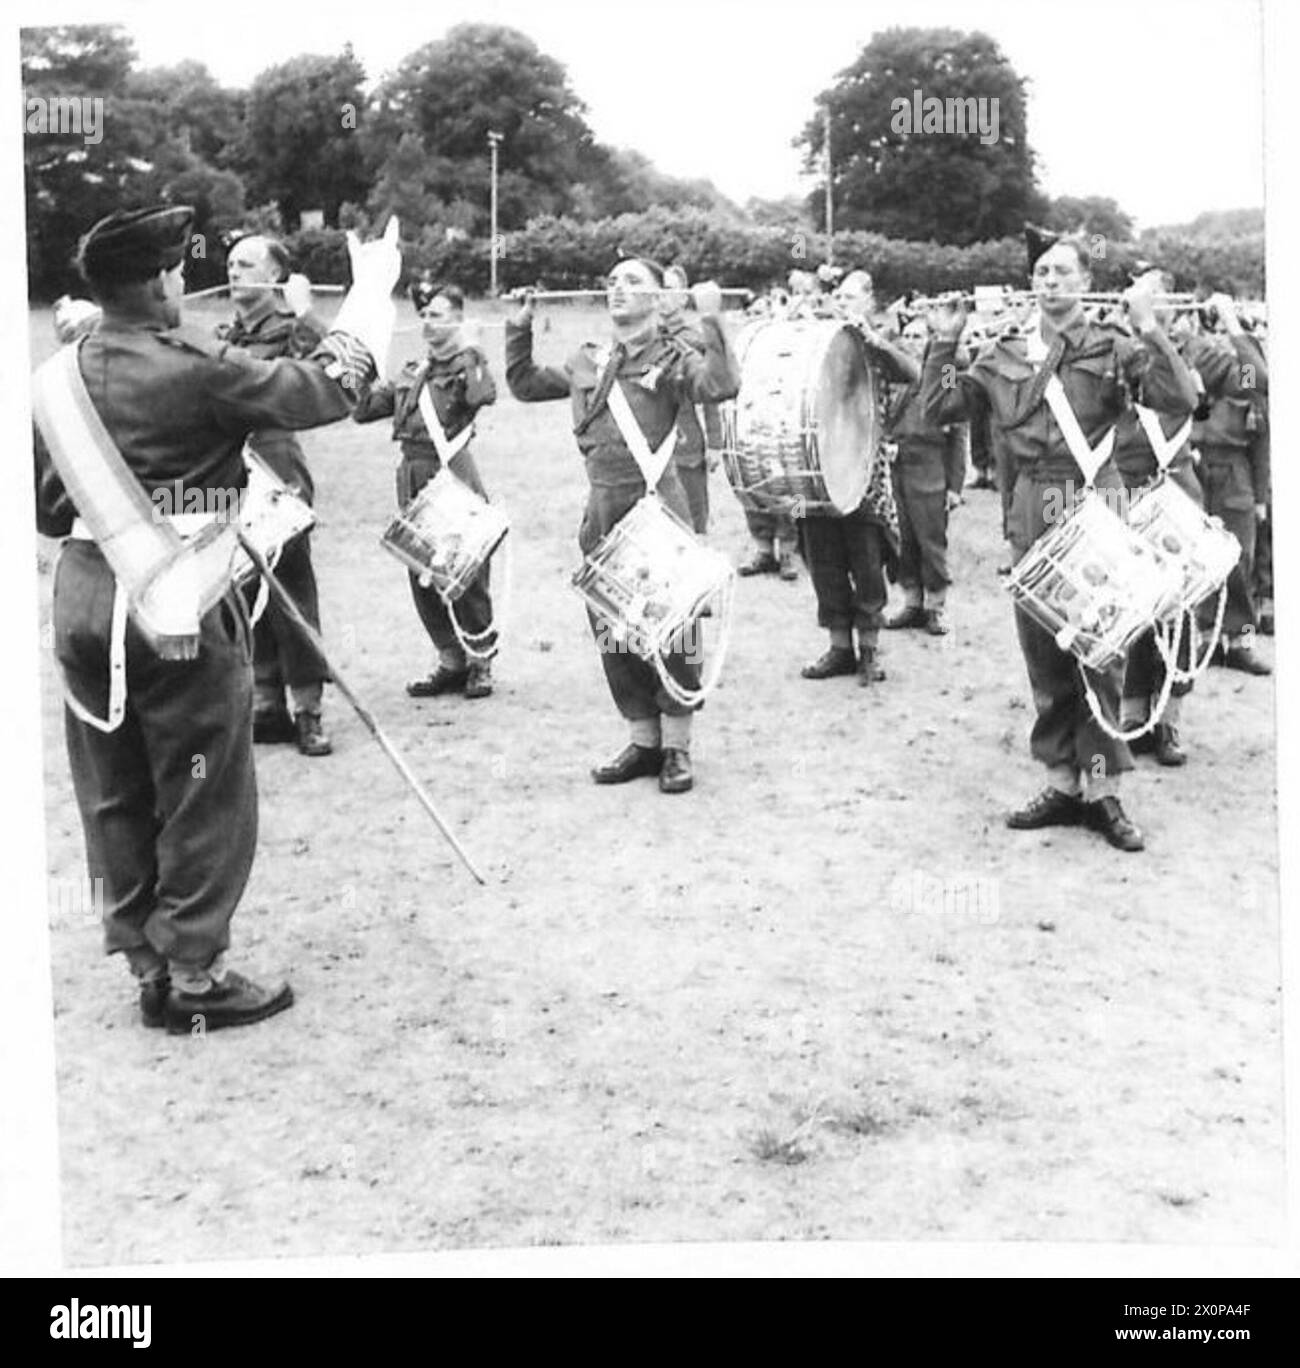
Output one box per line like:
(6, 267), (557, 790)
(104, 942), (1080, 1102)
(946, 490), (964, 513)
(926, 295), (967, 342)
(689, 280), (724, 317)
(345, 216), (402, 295)
(1122, 279), (1159, 333)
(53, 295), (101, 344)
(510, 289), (536, 328)
(282, 272), (313, 318)
(1207, 291), (1242, 335)
(1255, 502), (1268, 522)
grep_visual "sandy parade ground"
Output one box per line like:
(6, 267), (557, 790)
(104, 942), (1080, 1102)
(25, 296), (1283, 1266)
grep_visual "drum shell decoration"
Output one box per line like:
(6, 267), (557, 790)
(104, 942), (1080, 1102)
(572, 495), (735, 661)
(381, 466), (509, 602)
(1125, 477), (1241, 619)
(231, 451), (316, 586)
(720, 318), (880, 516)
(1005, 494), (1177, 671)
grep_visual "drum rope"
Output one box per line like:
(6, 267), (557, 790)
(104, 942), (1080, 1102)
(1077, 609), (1183, 743)
(442, 518), (512, 663)
(654, 573), (738, 710)
(1155, 583), (1228, 685)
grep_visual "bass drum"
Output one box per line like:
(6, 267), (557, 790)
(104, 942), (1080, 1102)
(721, 318), (880, 516)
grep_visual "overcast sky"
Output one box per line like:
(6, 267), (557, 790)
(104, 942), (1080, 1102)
(16, 0), (1268, 229)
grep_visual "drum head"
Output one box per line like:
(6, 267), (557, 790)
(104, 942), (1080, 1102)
(811, 325), (878, 514)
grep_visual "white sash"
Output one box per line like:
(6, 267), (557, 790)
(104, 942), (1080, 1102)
(605, 381), (677, 491)
(1026, 322), (1115, 486)
(416, 386), (474, 466)
(34, 345), (237, 732)
(1134, 404), (1193, 472)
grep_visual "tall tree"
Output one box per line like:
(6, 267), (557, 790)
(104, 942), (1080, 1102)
(799, 27), (1039, 246)
(366, 24), (606, 231)
(1045, 195), (1134, 242)
(126, 61), (246, 170)
(239, 48), (371, 229)
(22, 24), (156, 296)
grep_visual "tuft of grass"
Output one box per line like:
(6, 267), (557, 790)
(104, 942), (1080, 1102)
(826, 1107), (892, 1138)
(751, 1128), (811, 1166)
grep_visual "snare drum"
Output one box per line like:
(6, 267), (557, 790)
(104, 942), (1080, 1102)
(381, 465), (509, 602)
(1005, 493), (1175, 671)
(1125, 476), (1241, 618)
(572, 495), (734, 666)
(231, 450), (315, 585)
(721, 318), (880, 516)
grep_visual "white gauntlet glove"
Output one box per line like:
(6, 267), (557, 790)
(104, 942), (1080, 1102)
(331, 217), (401, 375)
(53, 296), (102, 344)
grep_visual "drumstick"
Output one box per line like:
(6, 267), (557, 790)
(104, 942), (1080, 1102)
(235, 531), (489, 885)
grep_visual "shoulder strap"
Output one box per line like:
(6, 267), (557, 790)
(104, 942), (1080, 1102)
(1134, 404), (1193, 471)
(31, 343), (230, 643)
(1041, 375), (1115, 486)
(416, 383), (474, 465)
(32, 345), (186, 578)
(605, 380), (677, 490)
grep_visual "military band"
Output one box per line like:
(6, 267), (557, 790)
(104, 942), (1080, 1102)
(33, 203), (1273, 1033)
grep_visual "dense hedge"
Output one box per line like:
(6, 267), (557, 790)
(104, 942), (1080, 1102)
(279, 208), (1265, 301)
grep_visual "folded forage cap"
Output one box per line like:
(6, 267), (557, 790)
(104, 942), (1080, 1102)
(409, 275), (440, 312)
(77, 204), (194, 284)
(1024, 223), (1060, 271)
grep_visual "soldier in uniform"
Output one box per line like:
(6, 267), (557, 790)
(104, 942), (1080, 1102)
(1191, 305), (1271, 673)
(220, 233), (334, 754)
(920, 229), (1198, 852)
(799, 269), (919, 687)
(884, 340), (968, 636)
(353, 280), (499, 699)
(32, 205), (395, 1030)
(505, 257), (740, 794)
(1114, 270), (1267, 763)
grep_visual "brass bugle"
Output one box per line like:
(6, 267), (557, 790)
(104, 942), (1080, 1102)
(506, 286), (755, 301)
(184, 282), (346, 301)
(899, 289), (1206, 310)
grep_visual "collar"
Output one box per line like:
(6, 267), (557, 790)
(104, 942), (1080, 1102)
(1024, 306), (1090, 360)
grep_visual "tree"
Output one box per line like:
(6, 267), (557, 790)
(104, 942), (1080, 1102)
(580, 147), (742, 220)
(798, 27), (1039, 246)
(239, 48), (371, 229)
(1045, 195), (1134, 242)
(22, 24), (160, 296)
(20, 22), (135, 92)
(744, 195), (811, 231)
(366, 24), (606, 231)
(126, 61), (246, 170)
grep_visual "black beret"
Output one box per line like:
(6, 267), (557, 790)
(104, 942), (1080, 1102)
(77, 205), (194, 285)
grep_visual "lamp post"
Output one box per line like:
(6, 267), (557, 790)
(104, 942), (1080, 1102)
(488, 130), (503, 297)
(823, 103), (834, 267)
